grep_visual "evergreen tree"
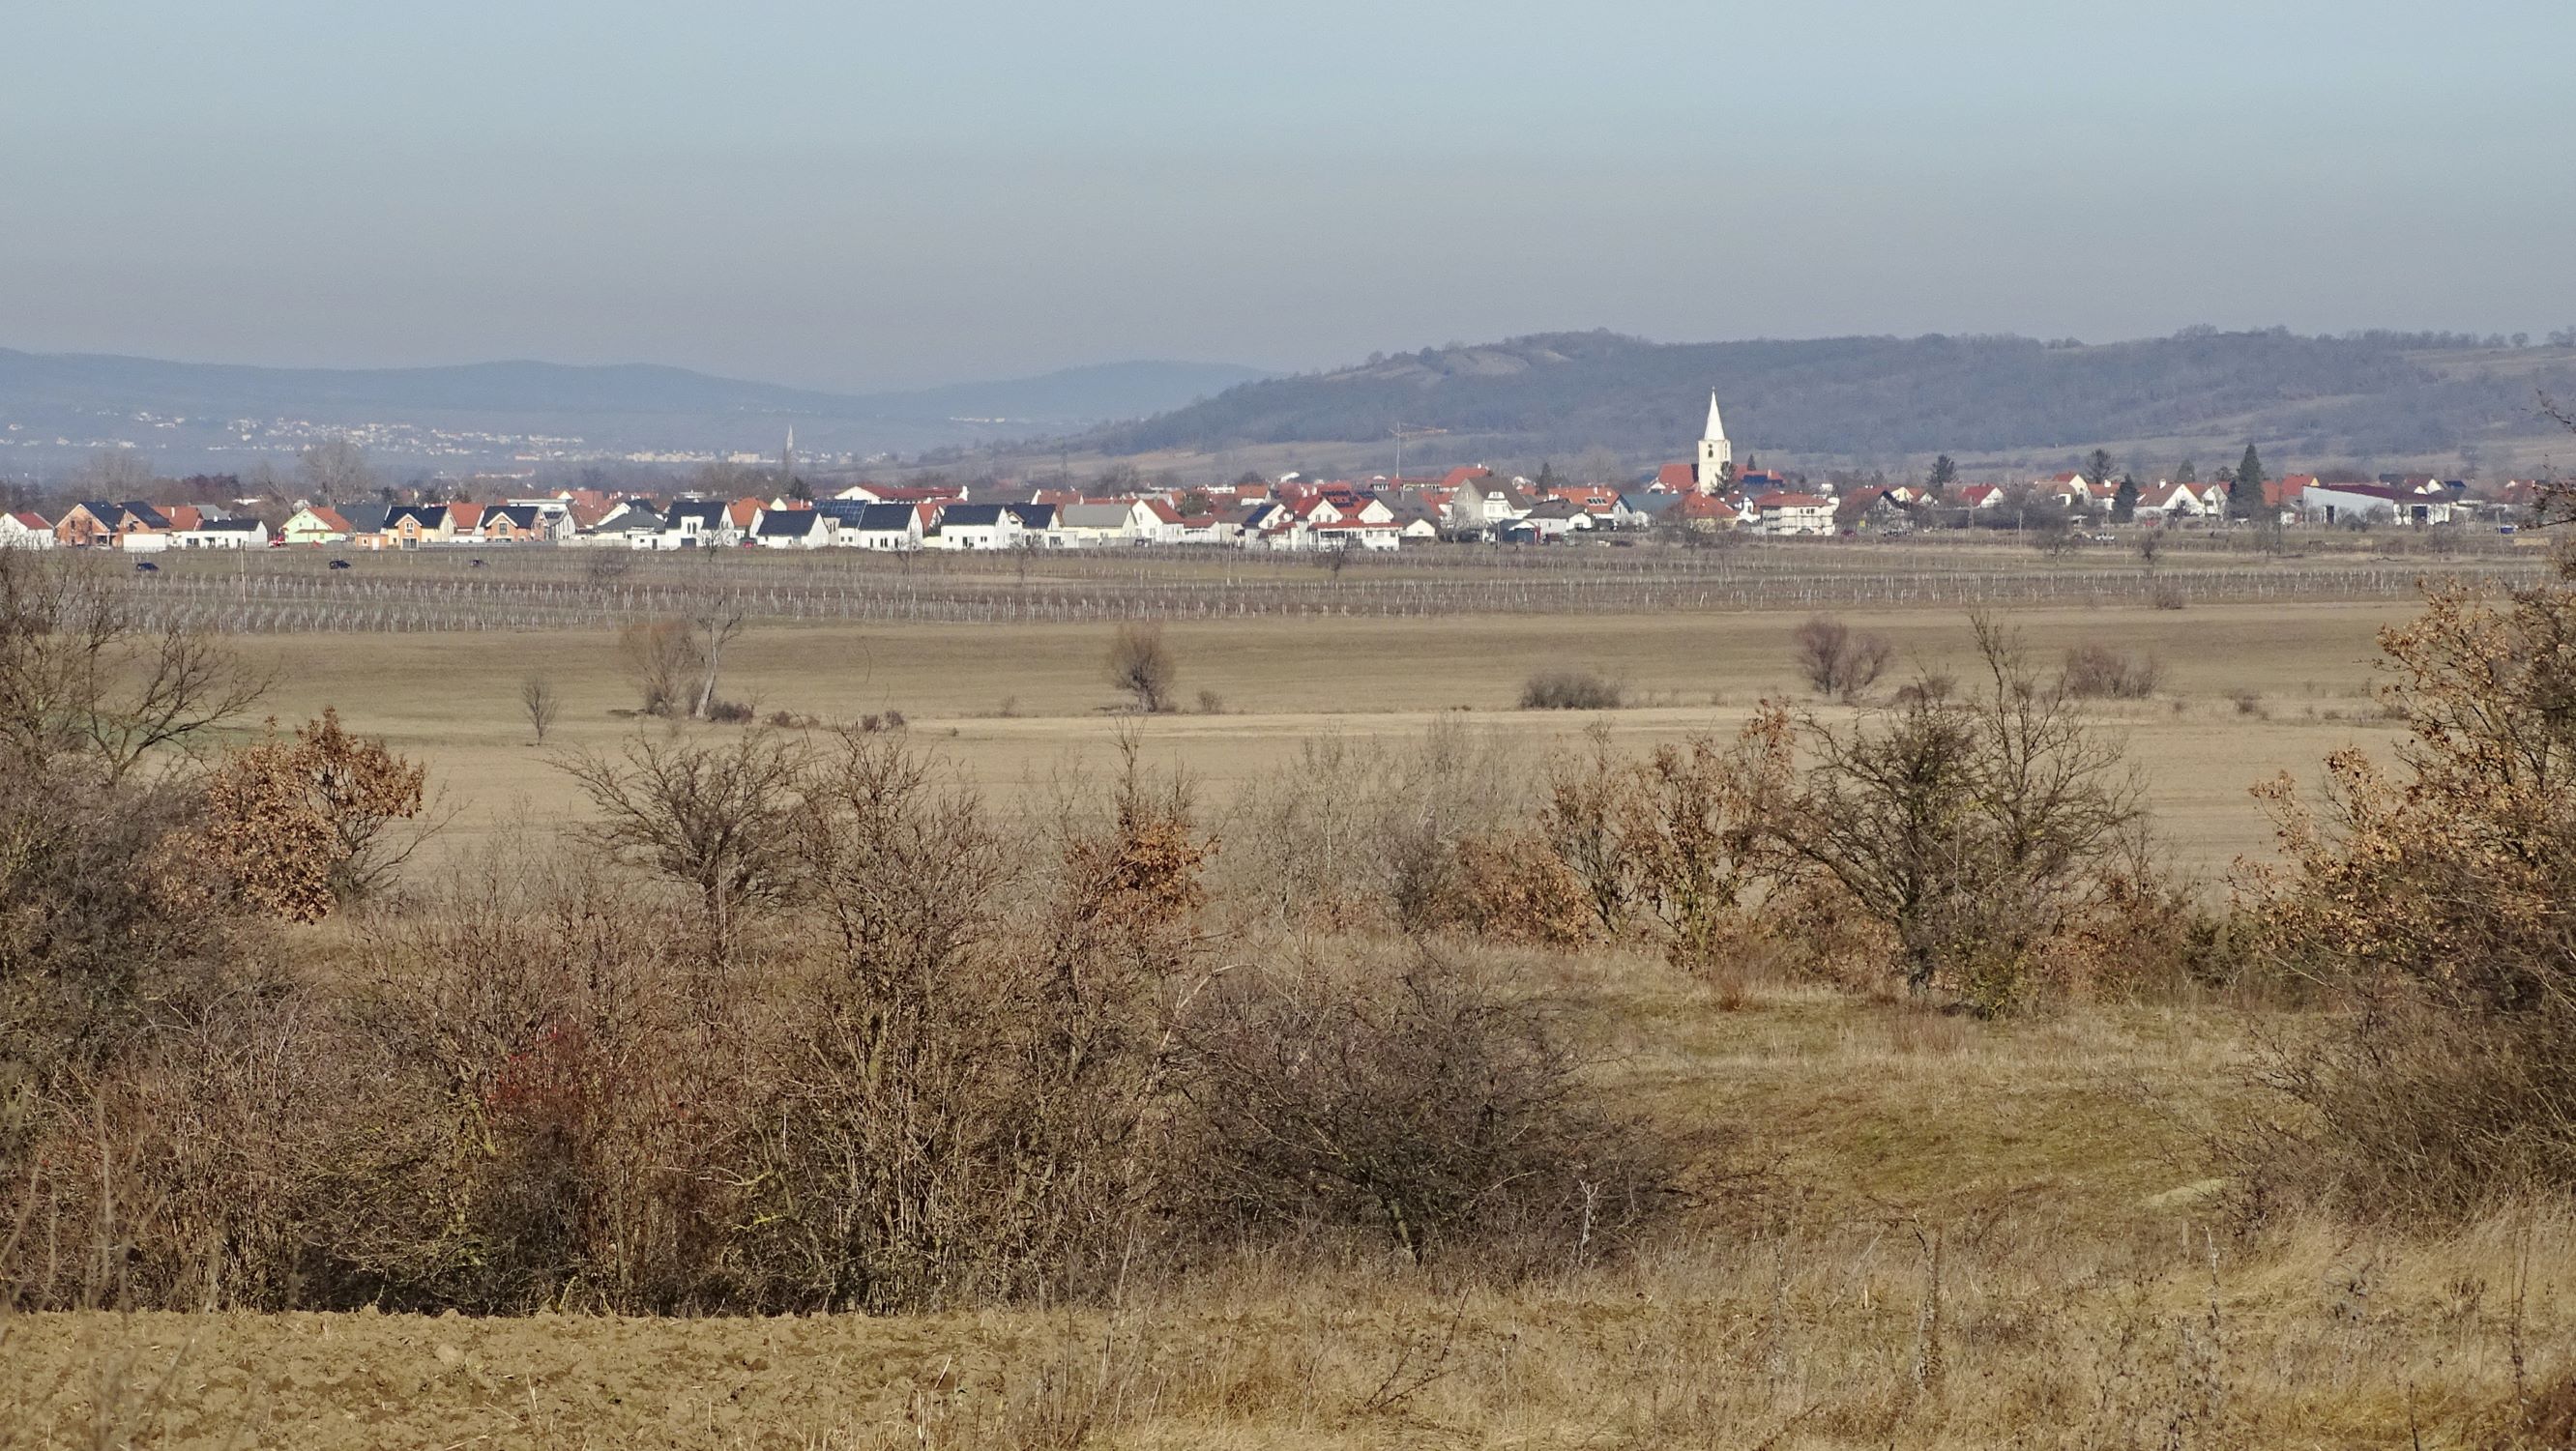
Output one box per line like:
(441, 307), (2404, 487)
(2230, 444), (2266, 520)
(2086, 448), (2115, 489)
(1927, 453), (1957, 490)
(2175, 458), (2199, 484)
(2112, 475), (2139, 523)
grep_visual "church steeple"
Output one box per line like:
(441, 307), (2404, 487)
(1694, 390), (1734, 495)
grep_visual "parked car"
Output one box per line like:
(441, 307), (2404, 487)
(133, 561), (159, 573)
(329, 559), (352, 570)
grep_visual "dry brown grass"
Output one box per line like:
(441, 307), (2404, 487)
(10, 590), (2556, 1446)
(9, 969), (2574, 1447)
(221, 600), (2415, 881)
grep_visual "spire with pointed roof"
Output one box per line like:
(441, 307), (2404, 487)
(1694, 390), (1734, 495)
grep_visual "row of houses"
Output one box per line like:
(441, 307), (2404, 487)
(5, 461), (2514, 560)
(1, 500), (269, 550)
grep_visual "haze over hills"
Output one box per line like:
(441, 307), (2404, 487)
(1061, 329), (2576, 480)
(10, 330), (2576, 484)
(0, 350), (1272, 472)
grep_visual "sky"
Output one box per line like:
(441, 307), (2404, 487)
(5, 0), (2573, 392)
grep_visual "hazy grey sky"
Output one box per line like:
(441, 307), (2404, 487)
(6, 0), (2571, 392)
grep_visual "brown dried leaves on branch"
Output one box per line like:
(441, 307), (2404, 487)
(2237, 550), (2576, 1218)
(195, 710), (429, 922)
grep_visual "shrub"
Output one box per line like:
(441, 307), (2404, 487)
(2232, 557), (2576, 1219)
(194, 708), (430, 920)
(1107, 622), (1177, 712)
(1171, 950), (1673, 1263)
(1519, 669), (1624, 711)
(2059, 644), (2163, 700)
(1793, 615), (1894, 700)
(1780, 615), (2147, 1015)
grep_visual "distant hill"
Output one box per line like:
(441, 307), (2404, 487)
(1075, 330), (2576, 476)
(0, 350), (1271, 469)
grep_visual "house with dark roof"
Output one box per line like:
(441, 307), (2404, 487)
(383, 504), (454, 548)
(750, 507), (832, 549)
(655, 499), (738, 549)
(53, 502), (122, 546)
(930, 503), (1019, 550)
(837, 502), (922, 550)
(476, 504), (563, 543)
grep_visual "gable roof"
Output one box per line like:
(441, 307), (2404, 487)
(1004, 502), (1058, 529)
(753, 509), (824, 537)
(663, 499), (729, 528)
(480, 504), (545, 530)
(295, 507), (352, 533)
(937, 503), (1010, 528)
(9, 509), (51, 529)
(386, 504), (449, 530)
(114, 501), (170, 530)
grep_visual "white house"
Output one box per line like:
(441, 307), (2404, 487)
(2134, 482), (2210, 523)
(929, 503), (1021, 550)
(1749, 492), (1836, 537)
(1311, 518), (1402, 551)
(2300, 483), (2455, 527)
(171, 518), (268, 549)
(749, 508), (833, 548)
(838, 502), (924, 550)
(1, 510), (56, 549)
(655, 500), (739, 549)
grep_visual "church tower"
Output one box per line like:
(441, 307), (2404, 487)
(1694, 391), (1733, 495)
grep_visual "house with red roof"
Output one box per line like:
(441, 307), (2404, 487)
(281, 506), (353, 546)
(0, 509), (55, 550)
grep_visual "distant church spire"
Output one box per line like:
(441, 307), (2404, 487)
(1694, 390), (1734, 495)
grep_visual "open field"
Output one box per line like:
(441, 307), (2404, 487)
(95, 534), (2550, 632)
(11, 557), (2569, 1448)
(232, 597), (2419, 879)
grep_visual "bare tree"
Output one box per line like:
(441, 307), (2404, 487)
(686, 595), (747, 720)
(296, 435), (375, 499)
(0, 551), (269, 780)
(1107, 621), (1176, 712)
(1781, 615), (2143, 1013)
(72, 447), (157, 496)
(1792, 615), (1894, 701)
(582, 546), (637, 588)
(520, 674), (560, 743)
(619, 619), (696, 716)
(558, 730), (807, 963)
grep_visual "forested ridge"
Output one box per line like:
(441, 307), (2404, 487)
(1083, 328), (2576, 465)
